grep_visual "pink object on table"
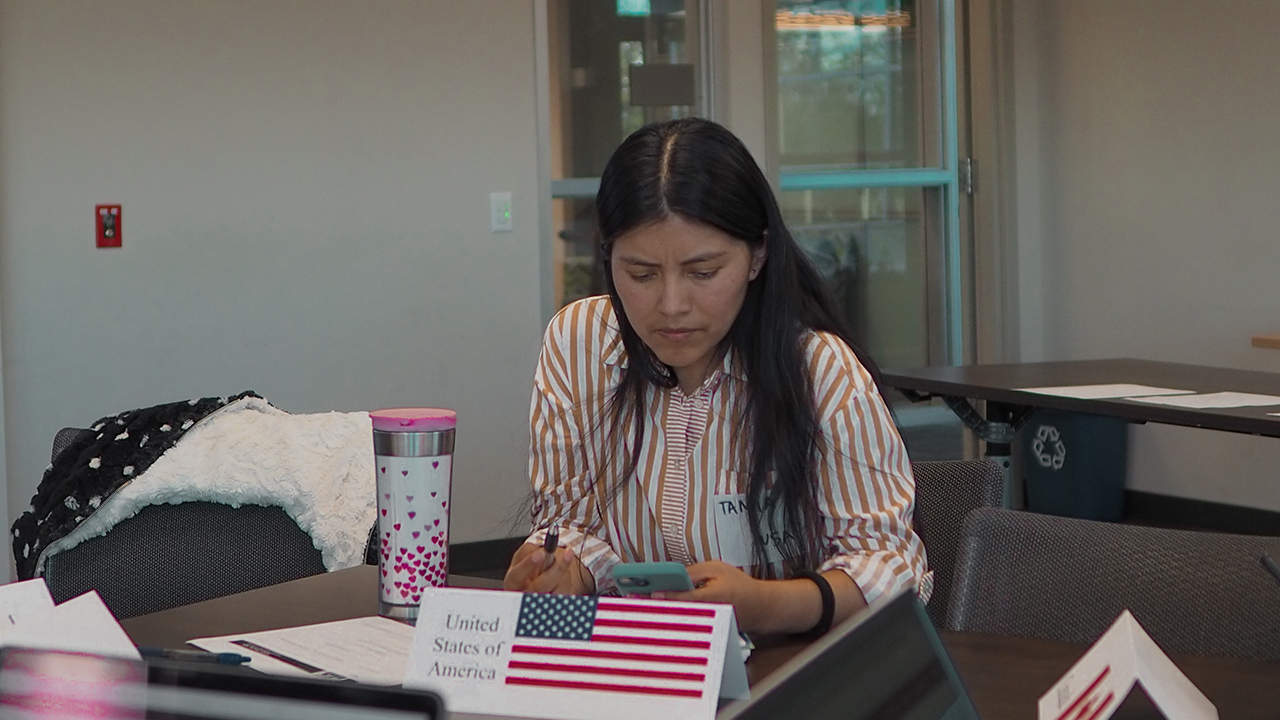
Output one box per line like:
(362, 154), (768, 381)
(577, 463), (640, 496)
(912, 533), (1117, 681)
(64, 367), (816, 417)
(369, 407), (457, 432)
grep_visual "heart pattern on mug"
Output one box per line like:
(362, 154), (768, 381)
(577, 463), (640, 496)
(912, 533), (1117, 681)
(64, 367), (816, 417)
(375, 454), (453, 603)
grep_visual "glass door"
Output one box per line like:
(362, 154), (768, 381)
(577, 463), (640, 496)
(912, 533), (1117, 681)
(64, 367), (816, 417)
(546, 0), (704, 308)
(772, 0), (967, 458)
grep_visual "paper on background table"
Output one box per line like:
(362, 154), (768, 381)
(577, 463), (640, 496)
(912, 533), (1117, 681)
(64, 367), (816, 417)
(190, 616), (415, 685)
(4, 591), (141, 661)
(1016, 384), (1194, 399)
(1127, 391), (1280, 409)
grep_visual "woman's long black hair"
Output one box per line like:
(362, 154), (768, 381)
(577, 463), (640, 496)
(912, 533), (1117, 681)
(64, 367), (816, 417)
(596, 117), (881, 573)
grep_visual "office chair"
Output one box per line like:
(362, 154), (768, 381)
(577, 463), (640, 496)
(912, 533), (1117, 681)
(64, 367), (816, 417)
(910, 459), (1005, 626)
(946, 508), (1280, 662)
(38, 427), (329, 620)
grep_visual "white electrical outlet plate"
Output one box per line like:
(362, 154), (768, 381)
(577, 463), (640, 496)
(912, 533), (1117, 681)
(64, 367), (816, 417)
(490, 192), (513, 232)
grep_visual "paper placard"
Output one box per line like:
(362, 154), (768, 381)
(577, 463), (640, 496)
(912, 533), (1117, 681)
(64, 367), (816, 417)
(403, 588), (748, 720)
(5, 591), (141, 661)
(0, 579), (55, 641)
(1038, 610), (1216, 720)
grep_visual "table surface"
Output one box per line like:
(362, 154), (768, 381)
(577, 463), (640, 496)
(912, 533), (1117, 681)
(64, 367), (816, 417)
(882, 357), (1280, 437)
(120, 565), (1280, 720)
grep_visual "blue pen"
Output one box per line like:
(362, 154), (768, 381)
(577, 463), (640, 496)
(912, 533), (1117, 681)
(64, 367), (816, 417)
(139, 646), (251, 665)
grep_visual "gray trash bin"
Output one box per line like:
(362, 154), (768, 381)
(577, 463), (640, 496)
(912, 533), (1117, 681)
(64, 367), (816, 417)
(1022, 410), (1128, 521)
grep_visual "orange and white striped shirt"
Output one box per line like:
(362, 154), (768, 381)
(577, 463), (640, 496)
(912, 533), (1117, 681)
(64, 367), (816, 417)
(526, 296), (930, 604)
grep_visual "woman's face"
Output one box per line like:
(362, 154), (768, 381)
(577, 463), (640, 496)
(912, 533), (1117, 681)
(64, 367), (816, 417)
(611, 215), (765, 394)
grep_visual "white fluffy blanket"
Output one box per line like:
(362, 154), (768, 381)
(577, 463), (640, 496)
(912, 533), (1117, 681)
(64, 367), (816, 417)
(36, 396), (376, 575)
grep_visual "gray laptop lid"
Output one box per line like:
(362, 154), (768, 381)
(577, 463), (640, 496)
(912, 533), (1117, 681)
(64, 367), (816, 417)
(717, 589), (979, 720)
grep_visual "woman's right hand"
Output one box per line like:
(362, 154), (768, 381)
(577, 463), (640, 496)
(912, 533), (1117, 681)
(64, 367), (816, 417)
(503, 542), (595, 594)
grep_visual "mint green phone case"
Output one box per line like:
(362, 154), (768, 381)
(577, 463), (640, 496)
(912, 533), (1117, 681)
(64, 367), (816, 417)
(612, 561), (694, 595)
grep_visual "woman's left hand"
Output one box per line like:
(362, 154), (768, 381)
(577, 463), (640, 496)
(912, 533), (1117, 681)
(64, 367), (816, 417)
(653, 560), (774, 633)
(654, 561), (867, 636)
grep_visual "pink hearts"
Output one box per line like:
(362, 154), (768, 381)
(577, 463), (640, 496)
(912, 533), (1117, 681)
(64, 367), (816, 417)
(381, 509), (387, 516)
(401, 470), (408, 477)
(412, 531), (421, 539)
(433, 519), (440, 527)
(442, 501), (448, 509)
(384, 493), (390, 499)
(432, 461), (439, 469)
(416, 546), (425, 553)
(412, 594), (421, 602)
(381, 569), (388, 577)
(393, 523), (401, 531)
(408, 511), (416, 519)
(394, 581), (403, 588)
(380, 467), (386, 474)
(406, 496), (415, 502)
(431, 492), (437, 498)
(400, 588), (409, 598)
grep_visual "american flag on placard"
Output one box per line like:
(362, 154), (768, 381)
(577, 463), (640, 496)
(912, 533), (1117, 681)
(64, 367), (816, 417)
(1055, 665), (1116, 720)
(505, 594), (715, 699)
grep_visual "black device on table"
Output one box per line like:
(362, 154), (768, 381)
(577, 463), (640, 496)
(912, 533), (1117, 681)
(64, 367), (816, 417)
(716, 589), (979, 720)
(0, 646), (443, 720)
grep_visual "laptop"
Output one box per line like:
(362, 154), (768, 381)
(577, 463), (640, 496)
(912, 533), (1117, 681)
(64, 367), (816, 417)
(717, 589), (980, 720)
(0, 647), (444, 720)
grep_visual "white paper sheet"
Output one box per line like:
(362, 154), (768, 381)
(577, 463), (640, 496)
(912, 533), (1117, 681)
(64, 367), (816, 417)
(0, 579), (55, 640)
(190, 616), (415, 685)
(1126, 392), (1280, 409)
(4, 591), (141, 661)
(1016, 384), (1194, 399)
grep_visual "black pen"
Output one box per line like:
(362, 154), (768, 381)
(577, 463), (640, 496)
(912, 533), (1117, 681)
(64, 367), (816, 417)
(542, 527), (560, 569)
(139, 646), (251, 665)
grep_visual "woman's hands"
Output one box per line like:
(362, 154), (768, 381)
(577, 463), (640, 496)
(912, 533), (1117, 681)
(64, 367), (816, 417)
(504, 542), (595, 595)
(654, 560), (776, 633)
(655, 560), (866, 635)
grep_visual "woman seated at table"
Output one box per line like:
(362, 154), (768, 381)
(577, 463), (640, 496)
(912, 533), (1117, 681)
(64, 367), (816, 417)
(505, 118), (929, 637)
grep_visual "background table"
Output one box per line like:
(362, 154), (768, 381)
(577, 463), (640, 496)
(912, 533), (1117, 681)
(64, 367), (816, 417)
(882, 358), (1280, 503)
(121, 565), (1280, 720)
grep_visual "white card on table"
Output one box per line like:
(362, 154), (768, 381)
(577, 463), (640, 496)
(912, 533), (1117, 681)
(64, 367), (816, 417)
(1037, 610), (1216, 720)
(404, 587), (747, 720)
(4, 591), (141, 661)
(0, 578), (55, 642)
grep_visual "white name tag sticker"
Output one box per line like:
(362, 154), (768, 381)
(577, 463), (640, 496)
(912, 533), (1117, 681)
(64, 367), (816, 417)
(404, 587), (748, 720)
(713, 493), (788, 569)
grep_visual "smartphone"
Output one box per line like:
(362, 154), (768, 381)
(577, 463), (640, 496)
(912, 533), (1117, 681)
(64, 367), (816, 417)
(612, 561), (694, 595)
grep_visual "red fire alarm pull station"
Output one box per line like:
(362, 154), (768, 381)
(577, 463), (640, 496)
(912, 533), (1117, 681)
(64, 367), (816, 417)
(96, 205), (122, 248)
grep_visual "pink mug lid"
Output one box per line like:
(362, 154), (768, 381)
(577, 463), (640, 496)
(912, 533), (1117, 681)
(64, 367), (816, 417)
(370, 407), (457, 432)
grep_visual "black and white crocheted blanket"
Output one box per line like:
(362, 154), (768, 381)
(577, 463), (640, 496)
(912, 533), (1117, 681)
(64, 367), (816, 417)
(12, 392), (261, 579)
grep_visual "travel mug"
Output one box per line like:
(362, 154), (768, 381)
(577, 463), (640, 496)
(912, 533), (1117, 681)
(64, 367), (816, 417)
(371, 407), (456, 622)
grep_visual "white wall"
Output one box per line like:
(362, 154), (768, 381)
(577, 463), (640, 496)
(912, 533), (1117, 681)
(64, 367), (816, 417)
(1012, 0), (1280, 510)
(0, 1), (547, 552)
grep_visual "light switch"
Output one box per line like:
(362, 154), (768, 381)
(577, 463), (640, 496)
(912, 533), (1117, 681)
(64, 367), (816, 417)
(490, 192), (513, 233)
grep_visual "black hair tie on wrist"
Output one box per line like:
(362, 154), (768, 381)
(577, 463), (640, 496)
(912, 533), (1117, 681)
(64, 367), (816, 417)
(796, 569), (835, 639)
